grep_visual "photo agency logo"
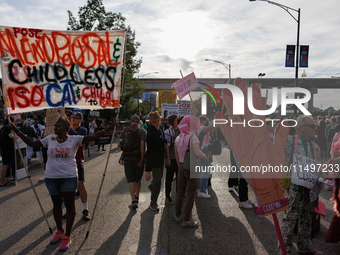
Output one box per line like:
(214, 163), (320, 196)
(200, 84), (312, 128)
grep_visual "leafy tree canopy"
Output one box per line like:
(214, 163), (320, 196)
(67, 0), (145, 120)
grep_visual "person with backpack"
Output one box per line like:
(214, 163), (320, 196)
(164, 114), (180, 205)
(118, 115), (146, 210)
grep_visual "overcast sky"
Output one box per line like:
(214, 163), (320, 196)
(0, 0), (339, 110)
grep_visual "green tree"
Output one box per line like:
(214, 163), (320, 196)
(67, 0), (145, 120)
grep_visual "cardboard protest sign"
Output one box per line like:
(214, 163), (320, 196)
(161, 103), (179, 125)
(158, 90), (177, 115)
(44, 108), (65, 137)
(162, 103), (179, 117)
(172, 72), (199, 99)
(178, 100), (191, 115)
(0, 26), (126, 114)
(291, 154), (319, 189)
(215, 78), (289, 216)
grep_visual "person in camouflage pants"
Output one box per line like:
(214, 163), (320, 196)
(277, 115), (324, 255)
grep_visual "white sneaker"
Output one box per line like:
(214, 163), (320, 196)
(239, 201), (253, 209)
(197, 192), (211, 199)
(39, 177), (45, 181)
(228, 187), (234, 192)
(246, 200), (255, 206)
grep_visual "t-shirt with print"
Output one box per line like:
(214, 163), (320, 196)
(175, 133), (199, 163)
(40, 135), (84, 178)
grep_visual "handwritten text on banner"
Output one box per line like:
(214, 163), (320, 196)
(0, 26), (126, 114)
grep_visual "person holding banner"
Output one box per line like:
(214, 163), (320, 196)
(68, 112), (91, 221)
(0, 117), (15, 187)
(277, 115), (324, 255)
(10, 117), (118, 251)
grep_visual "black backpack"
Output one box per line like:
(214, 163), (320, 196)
(121, 126), (140, 153)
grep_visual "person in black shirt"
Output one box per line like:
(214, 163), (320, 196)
(145, 111), (167, 211)
(0, 117), (15, 187)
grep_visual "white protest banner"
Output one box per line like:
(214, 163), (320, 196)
(172, 72), (199, 100)
(0, 26), (126, 114)
(162, 103), (179, 119)
(177, 100), (191, 115)
(291, 154), (319, 189)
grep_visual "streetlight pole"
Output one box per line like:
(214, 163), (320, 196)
(205, 59), (231, 79)
(258, 73), (266, 79)
(250, 0), (300, 114)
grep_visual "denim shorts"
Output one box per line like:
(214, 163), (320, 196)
(45, 177), (78, 196)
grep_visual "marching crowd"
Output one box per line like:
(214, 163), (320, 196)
(1, 110), (340, 254)
(118, 112), (340, 255)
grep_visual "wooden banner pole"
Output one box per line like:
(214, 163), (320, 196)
(272, 213), (287, 255)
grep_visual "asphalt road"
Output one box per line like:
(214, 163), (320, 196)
(0, 139), (339, 255)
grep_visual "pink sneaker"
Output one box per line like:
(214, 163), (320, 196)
(297, 248), (324, 255)
(59, 236), (71, 251)
(50, 230), (64, 244)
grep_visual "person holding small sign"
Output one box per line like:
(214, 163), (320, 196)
(277, 115), (324, 255)
(10, 117), (118, 251)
